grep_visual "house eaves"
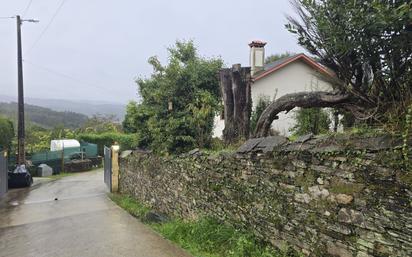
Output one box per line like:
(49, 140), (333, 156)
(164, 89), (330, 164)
(253, 53), (334, 82)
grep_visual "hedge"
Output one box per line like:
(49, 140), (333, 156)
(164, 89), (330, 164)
(78, 132), (138, 156)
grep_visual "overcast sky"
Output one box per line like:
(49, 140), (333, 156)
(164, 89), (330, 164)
(0, 0), (303, 104)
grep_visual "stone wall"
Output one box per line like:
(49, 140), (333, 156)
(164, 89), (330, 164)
(119, 135), (411, 257)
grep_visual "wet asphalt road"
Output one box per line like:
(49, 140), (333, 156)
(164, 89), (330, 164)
(0, 170), (191, 257)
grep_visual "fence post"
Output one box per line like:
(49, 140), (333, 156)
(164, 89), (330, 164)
(111, 143), (120, 193)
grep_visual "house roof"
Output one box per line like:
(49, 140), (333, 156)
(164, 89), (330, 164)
(253, 53), (334, 82)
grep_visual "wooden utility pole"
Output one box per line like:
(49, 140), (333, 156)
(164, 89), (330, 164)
(14, 15), (38, 166)
(16, 15), (25, 165)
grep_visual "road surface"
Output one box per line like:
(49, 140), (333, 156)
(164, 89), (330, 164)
(0, 170), (191, 257)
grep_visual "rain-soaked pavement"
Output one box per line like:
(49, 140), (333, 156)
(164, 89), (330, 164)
(0, 169), (191, 257)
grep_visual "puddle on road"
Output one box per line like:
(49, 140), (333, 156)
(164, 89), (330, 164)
(9, 201), (19, 206)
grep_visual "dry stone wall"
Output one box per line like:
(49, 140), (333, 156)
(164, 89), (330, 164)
(119, 135), (412, 257)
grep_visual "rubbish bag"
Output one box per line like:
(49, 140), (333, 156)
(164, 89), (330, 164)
(8, 165), (33, 188)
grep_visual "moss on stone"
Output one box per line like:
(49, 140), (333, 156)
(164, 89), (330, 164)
(329, 180), (364, 195)
(398, 171), (412, 186)
(295, 171), (316, 192)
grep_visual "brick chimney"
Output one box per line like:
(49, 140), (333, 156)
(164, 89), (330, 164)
(249, 40), (267, 77)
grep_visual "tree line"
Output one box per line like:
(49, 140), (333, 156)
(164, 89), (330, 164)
(1, 0), (410, 156)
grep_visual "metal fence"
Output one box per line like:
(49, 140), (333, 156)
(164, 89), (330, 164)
(31, 143), (98, 164)
(0, 151), (8, 197)
(7, 142), (99, 173)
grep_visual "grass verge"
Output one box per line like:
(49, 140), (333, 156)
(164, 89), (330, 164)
(109, 193), (300, 257)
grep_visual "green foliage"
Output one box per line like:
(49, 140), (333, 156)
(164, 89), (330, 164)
(122, 101), (139, 134)
(202, 137), (244, 155)
(0, 116), (14, 151)
(77, 132), (138, 155)
(81, 114), (121, 133)
(287, 0), (412, 125)
(0, 102), (88, 129)
(251, 96), (271, 133)
(110, 193), (298, 257)
(340, 111), (356, 129)
(290, 108), (331, 136)
(109, 194), (150, 219)
(25, 125), (77, 153)
(265, 52), (295, 64)
(153, 218), (291, 257)
(125, 40), (223, 154)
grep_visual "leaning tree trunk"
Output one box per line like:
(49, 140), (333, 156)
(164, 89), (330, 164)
(254, 91), (351, 138)
(220, 64), (252, 144)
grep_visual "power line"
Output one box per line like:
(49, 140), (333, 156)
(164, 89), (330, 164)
(22, 0), (34, 17)
(0, 16), (15, 19)
(23, 59), (119, 94)
(25, 0), (66, 55)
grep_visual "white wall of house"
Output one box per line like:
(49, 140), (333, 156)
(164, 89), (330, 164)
(213, 115), (225, 138)
(251, 60), (331, 136)
(212, 56), (333, 138)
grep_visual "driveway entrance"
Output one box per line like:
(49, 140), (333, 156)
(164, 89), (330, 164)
(0, 170), (191, 257)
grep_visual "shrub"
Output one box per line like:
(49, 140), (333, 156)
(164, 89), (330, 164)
(290, 108), (331, 136)
(78, 132), (138, 155)
(124, 41), (223, 154)
(250, 96), (271, 133)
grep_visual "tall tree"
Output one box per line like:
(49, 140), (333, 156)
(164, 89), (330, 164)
(125, 40), (223, 153)
(255, 0), (412, 137)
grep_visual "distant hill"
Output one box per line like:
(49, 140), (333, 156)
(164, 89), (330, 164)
(0, 95), (126, 121)
(0, 102), (89, 129)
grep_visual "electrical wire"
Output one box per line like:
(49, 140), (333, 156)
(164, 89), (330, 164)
(24, 0), (66, 55)
(23, 59), (120, 95)
(22, 0), (34, 17)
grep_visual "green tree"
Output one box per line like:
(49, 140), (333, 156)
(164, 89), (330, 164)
(255, 0), (412, 137)
(0, 116), (14, 151)
(81, 114), (121, 133)
(125, 40), (223, 154)
(123, 101), (139, 133)
(23, 124), (79, 153)
(265, 52), (295, 64)
(286, 0), (412, 123)
(290, 108), (331, 136)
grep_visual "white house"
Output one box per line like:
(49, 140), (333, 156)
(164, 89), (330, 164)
(213, 40), (334, 137)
